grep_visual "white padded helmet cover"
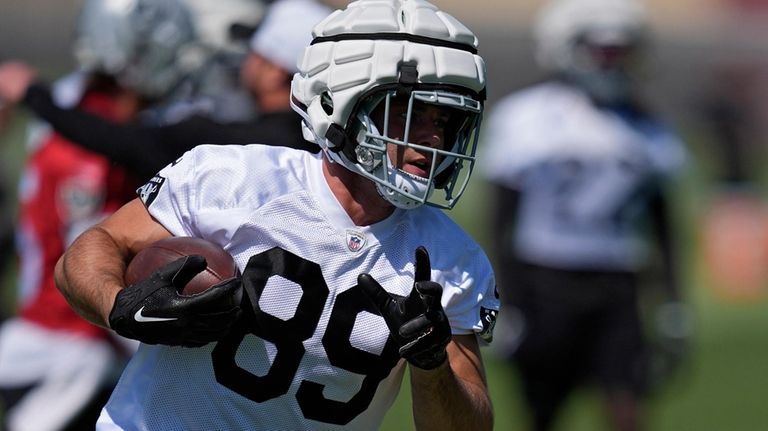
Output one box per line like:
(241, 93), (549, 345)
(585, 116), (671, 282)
(291, 0), (486, 149)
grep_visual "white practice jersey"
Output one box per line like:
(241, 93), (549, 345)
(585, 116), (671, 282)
(480, 81), (686, 271)
(100, 145), (498, 431)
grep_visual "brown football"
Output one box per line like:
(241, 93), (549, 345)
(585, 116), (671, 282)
(124, 237), (238, 296)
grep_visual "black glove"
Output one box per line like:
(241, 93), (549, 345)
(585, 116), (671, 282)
(109, 255), (243, 347)
(358, 246), (451, 370)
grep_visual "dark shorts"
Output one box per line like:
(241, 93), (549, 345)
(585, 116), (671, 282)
(507, 263), (649, 397)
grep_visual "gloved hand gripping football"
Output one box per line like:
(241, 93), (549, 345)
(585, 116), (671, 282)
(358, 246), (451, 370)
(109, 255), (242, 347)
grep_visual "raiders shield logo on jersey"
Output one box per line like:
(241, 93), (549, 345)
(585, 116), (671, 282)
(479, 306), (498, 343)
(136, 175), (166, 207)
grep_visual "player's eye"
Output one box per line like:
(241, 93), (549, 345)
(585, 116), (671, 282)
(433, 115), (449, 130)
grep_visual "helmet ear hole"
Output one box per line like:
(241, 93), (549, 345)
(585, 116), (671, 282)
(321, 92), (334, 115)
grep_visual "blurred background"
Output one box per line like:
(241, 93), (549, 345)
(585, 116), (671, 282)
(1, 0), (767, 430)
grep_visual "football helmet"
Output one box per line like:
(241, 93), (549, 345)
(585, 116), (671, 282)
(534, 0), (648, 104)
(73, 0), (198, 99)
(291, 0), (486, 209)
(182, 0), (266, 57)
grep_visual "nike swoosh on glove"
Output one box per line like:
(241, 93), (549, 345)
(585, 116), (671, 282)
(109, 255), (242, 347)
(358, 246), (451, 370)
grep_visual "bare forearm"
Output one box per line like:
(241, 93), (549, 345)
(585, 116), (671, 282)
(410, 340), (493, 431)
(54, 226), (130, 328)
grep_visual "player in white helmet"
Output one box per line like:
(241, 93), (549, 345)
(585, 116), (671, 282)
(534, 0), (648, 106)
(479, 0), (690, 430)
(0, 0), (324, 182)
(159, 0), (268, 123)
(55, 1), (497, 430)
(73, 0), (199, 101)
(290, 1), (485, 210)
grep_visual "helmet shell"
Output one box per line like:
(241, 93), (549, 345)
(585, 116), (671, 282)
(534, 0), (648, 72)
(73, 0), (198, 99)
(291, 0), (486, 150)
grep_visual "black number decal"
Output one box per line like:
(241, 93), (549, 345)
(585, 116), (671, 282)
(297, 286), (400, 424)
(212, 247), (401, 425)
(212, 247), (328, 401)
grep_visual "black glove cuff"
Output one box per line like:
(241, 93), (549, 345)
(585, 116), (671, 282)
(408, 348), (447, 370)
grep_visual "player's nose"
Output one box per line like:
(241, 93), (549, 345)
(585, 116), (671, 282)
(411, 123), (442, 149)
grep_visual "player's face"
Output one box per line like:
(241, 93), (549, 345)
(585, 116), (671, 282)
(372, 96), (452, 179)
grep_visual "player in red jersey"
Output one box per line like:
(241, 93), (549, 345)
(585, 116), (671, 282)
(0, 0), (200, 428)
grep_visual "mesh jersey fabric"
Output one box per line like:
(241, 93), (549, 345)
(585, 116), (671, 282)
(100, 144), (498, 430)
(479, 81), (686, 271)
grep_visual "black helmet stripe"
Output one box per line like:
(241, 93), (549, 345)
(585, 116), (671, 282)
(311, 32), (478, 54)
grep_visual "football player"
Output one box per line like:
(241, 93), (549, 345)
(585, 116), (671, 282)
(54, 0), (499, 430)
(0, 0), (200, 429)
(0, 0), (324, 182)
(478, 0), (691, 430)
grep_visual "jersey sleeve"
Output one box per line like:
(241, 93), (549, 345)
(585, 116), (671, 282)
(136, 150), (200, 237)
(134, 144), (298, 243)
(477, 95), (538, 188)
(437, 242), (500, 343)
(478, 99), (518, 185)
(650, 129), (688, 180)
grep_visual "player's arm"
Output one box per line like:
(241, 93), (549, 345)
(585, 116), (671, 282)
(56, 197), (244, 347)
(0, 61), (170, 181)
(647, 186), (693, 375)
(54, 198), (172, 328)
(22, 82), (168, 181)
(492, 183), (520, 251)
(410, 335), (492, 431)
(358, 247), (493, 430)
(490, 184), (524, 294)
(648, 187), (680, 301)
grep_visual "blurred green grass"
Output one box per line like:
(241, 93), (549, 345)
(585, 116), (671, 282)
(2, 112), (768, 430)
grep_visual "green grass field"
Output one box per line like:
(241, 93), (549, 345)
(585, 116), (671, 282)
(2, 112), (767, 430)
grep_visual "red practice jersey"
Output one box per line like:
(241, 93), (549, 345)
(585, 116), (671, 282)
(16, 88), (138, 338)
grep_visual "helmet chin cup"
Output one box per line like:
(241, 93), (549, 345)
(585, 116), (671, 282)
(376, 168), (434, 209)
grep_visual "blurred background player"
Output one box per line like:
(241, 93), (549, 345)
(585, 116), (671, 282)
(0, 0), (328, 182)
(478, 0), (693, 430)
(145, 0), (266, 124)
(0, 0), (204, 429)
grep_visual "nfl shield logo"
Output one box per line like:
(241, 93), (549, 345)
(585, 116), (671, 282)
(346, 230), (367, 253)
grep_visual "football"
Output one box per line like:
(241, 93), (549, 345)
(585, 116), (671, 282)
(124, 237), (238, 296)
